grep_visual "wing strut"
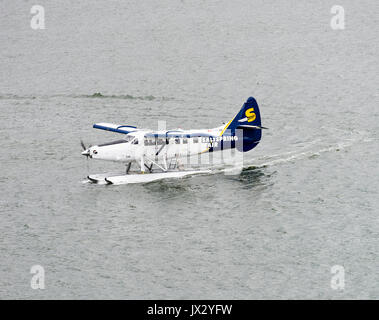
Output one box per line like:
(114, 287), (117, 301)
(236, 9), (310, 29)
(155, 144), (166, 156)
(145, 156), (167, 172)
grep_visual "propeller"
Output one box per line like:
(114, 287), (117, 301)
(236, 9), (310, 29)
(80, 140), (86, 151)
(80, 140), (92, 157)
(80, 140), (92, 175)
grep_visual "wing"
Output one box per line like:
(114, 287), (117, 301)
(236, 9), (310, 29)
(93, 123), (138, 134)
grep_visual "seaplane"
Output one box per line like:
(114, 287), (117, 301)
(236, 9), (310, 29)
(81, 96), (266, 184)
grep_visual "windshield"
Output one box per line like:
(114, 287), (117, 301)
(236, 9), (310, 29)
(124, 135), (135, 143)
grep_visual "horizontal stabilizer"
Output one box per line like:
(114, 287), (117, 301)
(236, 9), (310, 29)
(236, 125), (268, 130)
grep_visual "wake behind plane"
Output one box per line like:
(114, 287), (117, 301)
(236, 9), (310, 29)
(81, 96), (266, 184)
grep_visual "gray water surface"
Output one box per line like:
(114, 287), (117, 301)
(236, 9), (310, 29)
(1, 0), (378, 299)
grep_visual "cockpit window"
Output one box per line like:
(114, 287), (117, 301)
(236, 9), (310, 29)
(124, 135), (135, 143)
(132, 138), (138, 144)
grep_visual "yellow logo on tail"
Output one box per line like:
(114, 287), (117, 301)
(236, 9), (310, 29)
(245, 108), (256, 122)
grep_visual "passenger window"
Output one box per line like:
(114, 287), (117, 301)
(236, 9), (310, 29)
(183, 138), (187, 144)
(193, 137), (198, 143)
(175, 138), (180, 144)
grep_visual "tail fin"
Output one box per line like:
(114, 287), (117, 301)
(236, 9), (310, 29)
(222, 97), (263, 152)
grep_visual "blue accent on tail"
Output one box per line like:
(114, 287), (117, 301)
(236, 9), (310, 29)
(222, 96), (262, 152)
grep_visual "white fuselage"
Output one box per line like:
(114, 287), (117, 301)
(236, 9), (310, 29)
(83, 125), (238, 164)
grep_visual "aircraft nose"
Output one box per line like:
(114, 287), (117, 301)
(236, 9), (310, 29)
(82, 146), (99, 158)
